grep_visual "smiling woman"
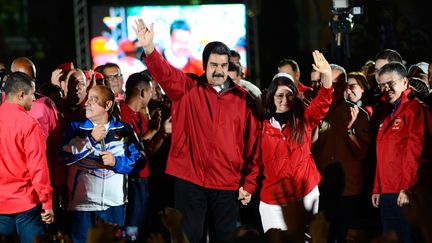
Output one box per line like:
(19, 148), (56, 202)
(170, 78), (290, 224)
(259, 50), (333, 232)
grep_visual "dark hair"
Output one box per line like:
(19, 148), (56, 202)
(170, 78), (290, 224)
(228, 61), (241, 76)
(278, 58), (300, 72)
(125, 70), (152, 98)
(202, 41), (230, 71)
(378, 62), (408, 79)
(375, 49), (403, 63)
(3, 71), (34, 97)
(229, 50), (241, 59)
(266, 76), (305, 144)
(102, 63), (121, 76)
(347, 72), (368, 91)
(170, 19), (191, 35)
(94, 64), (105, 74)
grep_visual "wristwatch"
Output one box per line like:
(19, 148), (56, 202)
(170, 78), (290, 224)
(347, 128), (356, 136)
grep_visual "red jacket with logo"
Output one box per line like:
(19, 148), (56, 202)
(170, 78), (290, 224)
(260, 87), (333, 205)
(142, 50), (261, 193)
(373, 89), (431, 194)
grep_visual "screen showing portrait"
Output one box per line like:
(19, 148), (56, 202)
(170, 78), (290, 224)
(90, 4), (247, 81)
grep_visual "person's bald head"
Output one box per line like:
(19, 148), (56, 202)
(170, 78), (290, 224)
(10, 57), (36, 79)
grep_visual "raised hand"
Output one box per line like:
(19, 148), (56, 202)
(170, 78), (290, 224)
(133, 18), (155, 56)
(51, 69), (63, 87)
(163, 116), (172, 135)
(311, 50), (332, 88)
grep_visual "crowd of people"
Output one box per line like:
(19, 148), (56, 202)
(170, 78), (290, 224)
(0, 17), (431, 243)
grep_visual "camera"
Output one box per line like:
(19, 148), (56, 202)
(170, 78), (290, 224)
(330, 0), (363, 34)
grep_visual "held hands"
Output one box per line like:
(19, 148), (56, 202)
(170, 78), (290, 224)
(41, 208), (55, 224)
(133, 18), (155, 56)
(238, 186), (252, 205)
(311, 50), (332, 89)
(397, 189), (410, 207)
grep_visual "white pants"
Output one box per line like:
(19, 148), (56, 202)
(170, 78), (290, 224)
(259, 185), (320, 233)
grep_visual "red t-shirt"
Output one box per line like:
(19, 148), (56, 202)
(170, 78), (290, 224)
(120, 102), (149, 178)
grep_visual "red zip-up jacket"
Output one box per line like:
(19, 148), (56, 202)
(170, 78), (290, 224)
(142, 50), (261, 193)
(373, 89), (431, 194)
(260, 87), (333, 205)
(0, 103), (53, 213)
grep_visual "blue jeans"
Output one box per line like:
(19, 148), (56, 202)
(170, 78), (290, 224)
(66, 205), (125, 243)
(0, 205), (45, 243)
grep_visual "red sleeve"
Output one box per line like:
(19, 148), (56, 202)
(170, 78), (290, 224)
(402, 103), (427, 189)
(25, 122), (53, 210)
(373, 163), (381, 194)
(241, 98), (262, 194)
(143, 50), (197, 101)
(304, 86), (333, 128)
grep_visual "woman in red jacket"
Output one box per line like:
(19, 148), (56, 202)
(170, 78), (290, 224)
(259, 50), (333, 232)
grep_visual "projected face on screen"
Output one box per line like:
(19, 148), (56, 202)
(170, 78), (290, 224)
(90, 4), (247, 82)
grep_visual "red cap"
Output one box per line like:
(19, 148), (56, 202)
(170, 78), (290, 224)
(57, 62), (74, 72)
(83, 70), (92, 81)
(94, 71), (104, 80)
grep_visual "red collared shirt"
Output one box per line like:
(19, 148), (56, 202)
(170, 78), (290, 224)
(120, 101), (149, 178)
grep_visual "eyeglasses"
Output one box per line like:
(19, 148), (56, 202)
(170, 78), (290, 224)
(274, 92), (295, 101)
(347, 83), (361, 90)
(105, 73), (123, 81)
(377, 80), (399, 90)
(86, 95), (100, 104)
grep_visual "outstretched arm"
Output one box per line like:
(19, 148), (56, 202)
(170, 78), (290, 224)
(305, 51), (333, 127)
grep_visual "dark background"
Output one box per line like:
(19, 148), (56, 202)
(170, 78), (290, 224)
(0, 0), (431, 89)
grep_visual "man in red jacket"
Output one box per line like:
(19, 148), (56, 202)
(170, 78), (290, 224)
(0, 72), (54, 242)
(133, 18), (261, 243)
(372, 62), (431, 243)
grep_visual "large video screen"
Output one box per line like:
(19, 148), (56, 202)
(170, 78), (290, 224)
(90, 4), (247, 82)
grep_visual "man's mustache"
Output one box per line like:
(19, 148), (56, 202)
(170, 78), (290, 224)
(212, 73), (224, 78)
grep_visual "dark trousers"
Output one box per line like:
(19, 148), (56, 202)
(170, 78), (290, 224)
(0, 205), (45, 243)
(326, 195), (364, 243)
(379, 194), (414, 243)
(174, 178), (239, 243)
(126, 177), (150, 238)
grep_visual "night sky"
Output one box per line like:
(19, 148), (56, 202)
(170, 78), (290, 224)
(0, 0), (430, 89)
